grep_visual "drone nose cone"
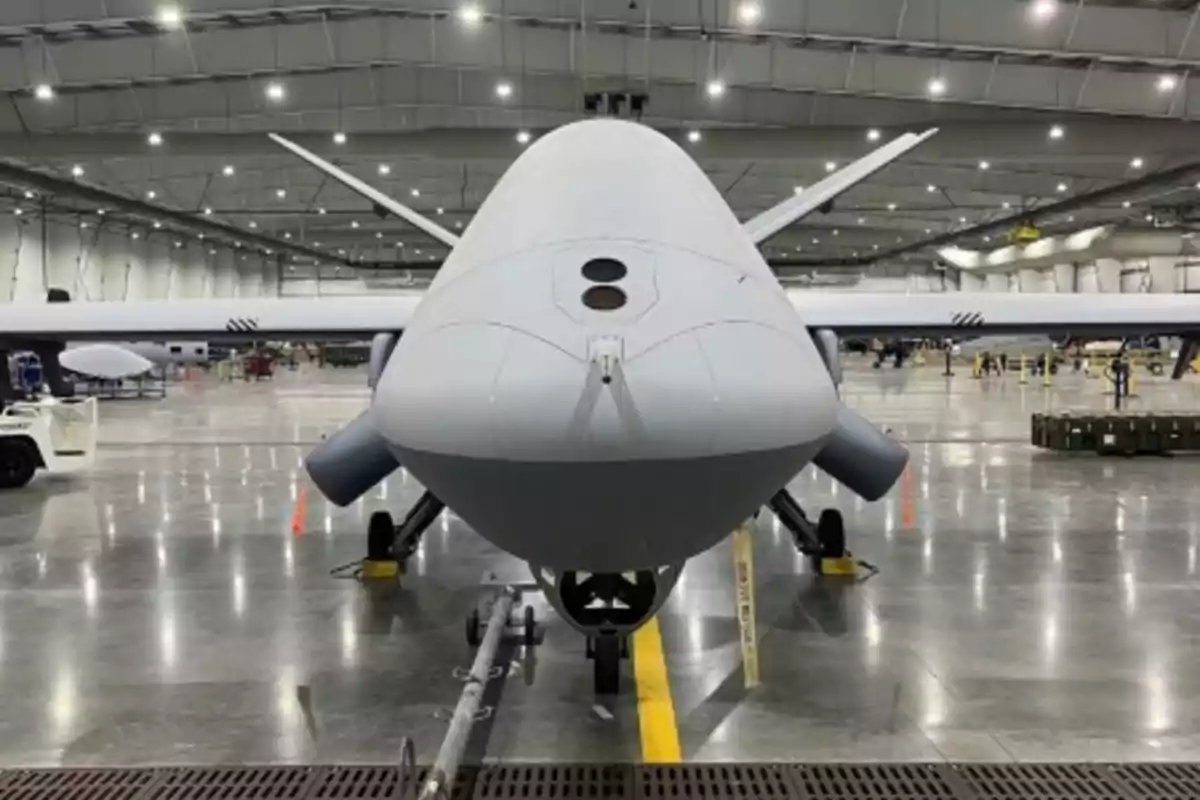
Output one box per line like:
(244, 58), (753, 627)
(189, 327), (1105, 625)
(374, 321), (836, 571)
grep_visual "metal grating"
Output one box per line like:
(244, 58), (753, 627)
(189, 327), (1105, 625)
(473, 764), (631, 798)
(0, 768), (160, 800)
(1107, 762), (1200, 799)
(306, 766), (419, 799)
(792, 764), (964, 799)
(636, 764), (796, 799)
(148, 766), (320, 800)
(954, 763), (1128, 799)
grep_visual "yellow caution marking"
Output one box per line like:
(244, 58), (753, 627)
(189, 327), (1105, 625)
(633, 616), (681, 763)
(731, 524), (760, 689)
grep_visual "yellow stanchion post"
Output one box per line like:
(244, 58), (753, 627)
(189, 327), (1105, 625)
(1043, 350), (1053, 387)
(731, 523), (760, 690)
(1019, 352), (1029, 385)
(972, 352), (982, 379)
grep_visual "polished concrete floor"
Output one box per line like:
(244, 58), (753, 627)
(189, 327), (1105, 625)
(2, 359), (1200, 766)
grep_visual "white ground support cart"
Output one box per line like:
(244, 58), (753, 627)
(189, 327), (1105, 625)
(0, 397), (99, 489)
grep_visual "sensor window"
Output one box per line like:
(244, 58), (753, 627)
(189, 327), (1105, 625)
(582, 285), (628, 311)
(581, 258), (627, 283)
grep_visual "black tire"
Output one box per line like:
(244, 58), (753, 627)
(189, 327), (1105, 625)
(465, 608), (481, 647)
(593, 635), (621, 695)
(523, 605), (537, 648)
(817, 508), (846, 559)
(0, 439), (37, 490)
(367, 511), (395, 561)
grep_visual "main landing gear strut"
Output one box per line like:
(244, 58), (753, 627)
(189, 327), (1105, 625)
(768, 489), (854, 576)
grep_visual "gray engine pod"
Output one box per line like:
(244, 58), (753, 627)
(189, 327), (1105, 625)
(305, 410), (400, 506)
(812, 404), (908, 501)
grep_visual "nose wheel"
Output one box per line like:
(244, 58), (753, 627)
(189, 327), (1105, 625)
(586, 634), (628, 695)
(769, 489), (854, 576)
(362, 491), (446, 577)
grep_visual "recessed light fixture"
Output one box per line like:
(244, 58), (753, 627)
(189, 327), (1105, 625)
(146, 189), (157, 199)
(458, 4), (483, 25)
(1056, 182), (1068, 192)
(793, 185), (805, 194)
(1002, 201), (1012, 210)
(887, 202), (897, 211)
(958, 216), (967, 224)
(318, 207), (327, 215)
(147, 131), (163, 146)
(436, 207), (445, 215)
(687, 129), (702, 144)
(1029, 0), (1058, 21)
(351, 220), (360, 229)
(1122, 200), (1132, 209)
(265, 82), (286, 102)
(13, 209), (22, 216)
(131, 231), (140, 239)
(825, 161), (837, 173)
(222, 165), (235, 177)
(735, 1), (763, 25)
(1049, 124), (1065, 140)
(516, 130), (532, 145)
(275, 188), (287, 199)
(979, 160), (991, 170)
(1067, 215), (1075, 222)
(157, 5), (183, 28)
(924, 228), (932, 235)
(857, 217), (865, 225)
(1157, 74), (1179, 93)
(495, 80), (514, 99)
(23, 191), (34, 200)
(455, 221), (464, 229)
(410, 188), (420, 197)
(284, 232), (292, 239)
(1130, 157), (1144, 169)
(377, 164), (391, 176)
(333, 131), (347, 145)
(249, 221), (258, 228)
(706, 79), (726, 99)
(71, 164), (84, 178)
(203, 207), (213, 215)
(97, 209), (106, 215)
(375, 231), (383, 239)
(866, 128), (881, 142)
(927, 77), (947, 97)
(927, 184), (937, 193)
(153, 221), (162, 229)
(33, 83), (54, 101)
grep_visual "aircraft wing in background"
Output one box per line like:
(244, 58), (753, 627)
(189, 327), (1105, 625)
(790, 292), (1200, 337)
(0, 296), (422, 342)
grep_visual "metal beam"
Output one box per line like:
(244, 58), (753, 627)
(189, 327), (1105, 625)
(0, 160), (342, 264)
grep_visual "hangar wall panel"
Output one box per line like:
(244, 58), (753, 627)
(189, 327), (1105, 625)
(0, 215), (274, 303)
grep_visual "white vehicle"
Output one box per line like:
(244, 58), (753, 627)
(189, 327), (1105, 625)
(0, 397), (98, 489)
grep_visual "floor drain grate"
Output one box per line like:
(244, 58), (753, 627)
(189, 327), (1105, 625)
(954, 763), (1127, 799)
(148, 766), (319, 799)
(1107, 762), (1200, 799)
(307, 766), (422, 799)
(472, 764), (631, 798)
(0, 768), (159, 800)
(636, 764), (797, 799)
(791, 764), (963, 799)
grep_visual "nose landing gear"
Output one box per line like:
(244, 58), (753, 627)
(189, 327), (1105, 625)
(769, 489), (855, 576)
(359, 490), (445, 579)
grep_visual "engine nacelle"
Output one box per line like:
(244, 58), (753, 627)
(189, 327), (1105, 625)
(813, 404), (908, 501)
(305, 410), (400, 506)
(811, 327), (842, 386)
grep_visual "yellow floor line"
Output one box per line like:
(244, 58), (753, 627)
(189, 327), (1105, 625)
(632, 616), (682, 763)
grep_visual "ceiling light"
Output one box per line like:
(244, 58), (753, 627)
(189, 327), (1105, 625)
(1130, 157), (1144, 169)
(131, 231), (139, 239)
(979, 160), (991, 170)
(13, 209), (22, 216)
(415, 248), (422, 255)
(249, 221), (258, 228)
(1145, 213), (1155, 222)
(983, 235), (992, 242)
(455, 221), (464, 229)
(1157, 75), (1179, 93)
(926, 184), (937, 193)
(80, 221), (89, 229)
(157, 5), (183, 28)
(1122, 200), (1132, 208)
(706, 79), (726, 99)
(410, 188), (420, 197)
(284, 232), (292, 239)
(33, 83), (54, 101)
(857, 217), (865, 225)
(1049, 124), (1065, 140)
(687, 129), (702, 144)
(924, 228), (932, 234)
(793, 185), (805, 194)
(1067, 215), (1075, 222)
(222, 165), (235, 177)
(927, 77), (947, 97)
(147, 131), (163, 146)
(495, 80), (513, 99)
(378, 164), (391, 176)
(873, 244), (879, 250)
(1056, 182), (1068, 192)
(825, 161), (837, 173)
(203, 207), (212, 215)
(887, 202), (897, 211)
(146, 189), (157, 199)
(458, 4), (483, 25)
(153, 221), (162, 229)
(71, 164), (84, 178)
(23, 191), (34, 199)
(275, 188), (287, 199)
(832, 229), (839, 236)
(958, 216), (967, 224)
(97, 209), (106, 215)
(375, 231), (383, 239)
(811, 238), (820, 245)
(866, 128), (881, 142)
(1029, 0), (1058, 21)
(1002, 201), (1012, 210)
(318, 207), (327, 215)
(174, 241), (182, 248)
(516, 130), (532, 145)
(333, 131), (347, 145)
(436, 207), (445, 215)
(735, 1), (763, 25)
(351, 220), (360, 229)
(265, 82), (286, 102)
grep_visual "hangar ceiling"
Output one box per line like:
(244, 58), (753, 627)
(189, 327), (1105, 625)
(0, 0), (1199, 273)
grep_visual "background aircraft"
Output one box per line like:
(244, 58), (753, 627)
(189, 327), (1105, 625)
(2, 120), (1199, 693)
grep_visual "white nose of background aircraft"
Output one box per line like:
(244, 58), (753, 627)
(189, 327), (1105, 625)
(7, 116), (1200, 694)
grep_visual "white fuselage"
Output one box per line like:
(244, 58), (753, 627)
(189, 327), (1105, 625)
(373, 120), (838, 571)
